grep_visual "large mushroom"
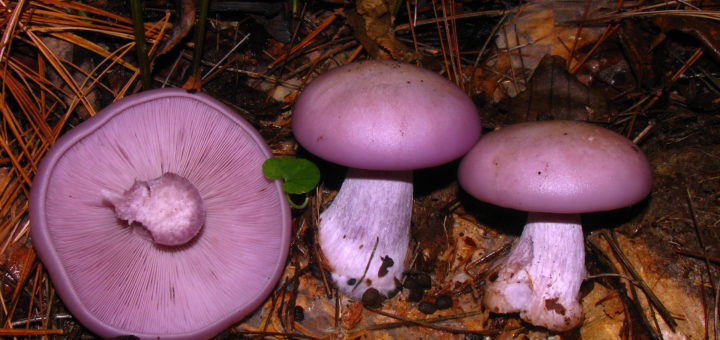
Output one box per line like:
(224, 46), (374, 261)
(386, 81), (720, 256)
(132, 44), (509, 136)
(292, 60), (481, 299)
(30, 88), (291, 339)
(458, 120), (652, 331)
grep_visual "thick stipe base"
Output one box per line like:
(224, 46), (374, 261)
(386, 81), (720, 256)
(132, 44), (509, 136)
(319, 168), (412, 299)
(484, 213), (585, 331)
(107, 172), (205, 246)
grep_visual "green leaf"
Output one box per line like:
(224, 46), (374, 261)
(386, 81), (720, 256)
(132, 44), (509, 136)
(263, 157), (321, 194)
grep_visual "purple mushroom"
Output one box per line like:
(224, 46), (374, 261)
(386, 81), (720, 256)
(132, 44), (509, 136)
(30, 88), (291, 339)
(458, 120), (652, 331)
(293, 60), (481, 299)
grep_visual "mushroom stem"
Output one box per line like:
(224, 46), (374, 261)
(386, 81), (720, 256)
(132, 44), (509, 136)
(319, 168), (412, 299)
(483, 212), (585, 331)
(105, 172), (206, 246)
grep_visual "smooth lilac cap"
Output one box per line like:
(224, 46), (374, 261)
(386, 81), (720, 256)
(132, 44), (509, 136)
(292, 60), (481, 171)
(30, 88), (291, 339)
(458, 120), (652, 214)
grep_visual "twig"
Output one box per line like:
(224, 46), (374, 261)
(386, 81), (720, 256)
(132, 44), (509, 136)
(685, 187), (715, 290)
(569, 24), (620, 74)
(201, 33), (251, 80)
(188, 0), (210, 83)
(235, 330), (320, 340)
(0, 0), (27, 62)
(600, 231), (678, 330)
(586, 273), (642, 288)
(365, 308), (497, 335)
(10, 314), (72, 327)
(674, 248), (720, 265)
(278, 264), (309, 332)
(466, 242), (512, 270)
(176, 51), (302, 88)
(685, 186), (718, 338)
(625, 48), (703, 138)
(562, 9), (720, 26)
(304, 188), (333, 300)
(356, 310), (484, 331)
(394, 9), (516, 31)
(404, 0), (420, 58)
(588, 237), (663, 338)
(471, 10), (508, 70)
(162, 51), (184, 87)
(0, 328), (63, 336)
(430, 0), (451, 83)
(351, 237), (379, 293)
(130, 0), (151, 90)
(632, 120), (656, 145)
(268, 9), (343, 69)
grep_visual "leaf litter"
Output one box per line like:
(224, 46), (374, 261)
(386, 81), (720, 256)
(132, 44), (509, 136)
(1, 0), (719, 338)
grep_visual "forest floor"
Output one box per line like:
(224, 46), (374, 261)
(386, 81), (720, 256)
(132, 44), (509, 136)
(1, 0), (719, 339)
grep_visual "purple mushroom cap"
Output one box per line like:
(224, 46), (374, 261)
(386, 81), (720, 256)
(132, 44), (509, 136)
(291, 60), (481, 299)
(293, 60), (481, 171)
(30, 88), (291, 339)
(458, 120), (652, 331)
(459, 120), (652, 214)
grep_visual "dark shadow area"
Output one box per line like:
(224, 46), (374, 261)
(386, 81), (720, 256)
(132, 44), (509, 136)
(582, 196), (652, 233)
(457, 188), (528, 237)
(413, 159), (462, 198)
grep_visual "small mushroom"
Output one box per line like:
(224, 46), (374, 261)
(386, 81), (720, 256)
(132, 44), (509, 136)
(458, 120), (652, 331)
(293, 60), (481, 299)
(30, 88), (291, 339)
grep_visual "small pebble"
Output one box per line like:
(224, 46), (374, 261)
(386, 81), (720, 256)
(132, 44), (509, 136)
(416, 273), (432, 289)
(361, 288), (384, 309)
(407, 288), (424, 302)
(404, 273), (432, 290)
(403, 277), (419, 290)
(418, 301), (437, 314)
(435, 295), (453, 310)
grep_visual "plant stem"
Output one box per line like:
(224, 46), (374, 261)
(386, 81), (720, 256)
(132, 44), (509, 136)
(130, 0), (151, 90)
(190, 0), (211, 81)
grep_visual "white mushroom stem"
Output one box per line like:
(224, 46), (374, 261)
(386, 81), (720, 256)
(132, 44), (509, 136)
(103, 172), (206, 246)
(319, 168), (412, 299)
(483, 212), (585, 331)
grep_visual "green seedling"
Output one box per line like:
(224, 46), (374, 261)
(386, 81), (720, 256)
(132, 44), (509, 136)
(262, 157), (321, 209)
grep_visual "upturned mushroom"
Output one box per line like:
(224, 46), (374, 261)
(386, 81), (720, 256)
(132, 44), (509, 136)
(30, 88), (291, 339)
(458, 120), (652, 331)
(292, 60), (481, 299)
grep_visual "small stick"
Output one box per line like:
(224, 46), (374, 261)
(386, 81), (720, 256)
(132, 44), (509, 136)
(674, 248), (720, 265)
(130, 0), (151, 89)
(632, 120), (656, 144)
(351, 237), (379, 293)
(235, 330), (319, 340)
(357, 310), (484, 331)
(187, 0), (210, 86)
(268, 9), (343, 69)
(601, 231), (677, 330)
(685, 186), (718, 338)
(395, 9), (515, 31)
(365, 307), (497, 335)
(201, 33), (251, 80)
(0, 328), (64, 336)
